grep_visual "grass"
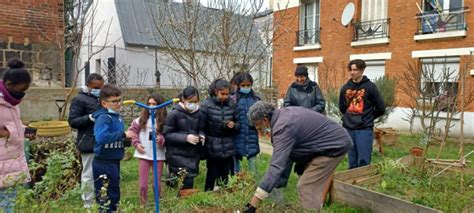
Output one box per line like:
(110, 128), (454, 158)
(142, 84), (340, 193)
(13, 133), (474, 212)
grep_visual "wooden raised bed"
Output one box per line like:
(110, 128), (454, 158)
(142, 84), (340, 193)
(331, 156), (442, 213)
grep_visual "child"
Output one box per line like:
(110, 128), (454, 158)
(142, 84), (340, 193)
(163, 86), (205, 196)
(127, 93), (167, 205)
(0, 59), (32, 212)
(201, 79), (238, 191)
(233, 72), (261, 174)
(92, 84), (131, 211)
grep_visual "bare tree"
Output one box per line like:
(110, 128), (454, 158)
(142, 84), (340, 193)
(30, 0), (113, 119)
(147, 0), (293, 88)
(400, 57), (473, 163)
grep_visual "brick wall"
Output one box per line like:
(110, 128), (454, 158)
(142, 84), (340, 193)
(272, 0), (474, 111)
(0, 0), (64, 87)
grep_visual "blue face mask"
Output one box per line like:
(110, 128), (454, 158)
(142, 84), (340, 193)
(90, 89), (100, 98)
(108, 108), (118, 114)
(240, 88), (251, 94)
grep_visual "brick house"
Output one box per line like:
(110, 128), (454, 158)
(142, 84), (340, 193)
(0, 0), (64, 87)
(271, 0), (474, 137)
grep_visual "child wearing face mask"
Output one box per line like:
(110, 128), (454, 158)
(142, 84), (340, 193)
(68, 73), (104, 209)
(126, 93), (167, 205)
(233, 72), (261, 175)
(201, 79), (238, 191)
(163, 86), (205, 197)
(0, 59), (32, 212)
(92, 84), (132, 212)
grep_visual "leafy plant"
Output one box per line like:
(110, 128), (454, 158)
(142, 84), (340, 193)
(374, 76), (396, 125)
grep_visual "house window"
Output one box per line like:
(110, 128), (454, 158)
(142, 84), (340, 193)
(95, 59), (101, 74)
(423, 0), (463, 12)
(419, 0), (465, 34)
(420, 57), (459, 99)
(306, 64), (318, 83)
(297, 0), (320, 45)
(353, 0), (389, 41)
(361, 0), (388, 22)
(363, 60), (385, 82)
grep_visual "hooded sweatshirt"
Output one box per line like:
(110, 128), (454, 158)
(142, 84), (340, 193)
(93, 108), (126, 161)
(338, 76), (385, 130)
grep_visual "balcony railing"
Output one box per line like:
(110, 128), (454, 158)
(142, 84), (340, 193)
(352, 18), (390, 41)
(416, 7), (468, 34)
(296, 28), (320, 46)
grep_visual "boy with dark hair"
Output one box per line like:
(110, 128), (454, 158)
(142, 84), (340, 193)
(92, 84), (131, 211)
(68, 73), (104, 208)
(339, 59), (385, 169)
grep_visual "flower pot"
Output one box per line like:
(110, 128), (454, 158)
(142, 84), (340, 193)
(29, 120), (71, 137)
(410, 147), (424, 157)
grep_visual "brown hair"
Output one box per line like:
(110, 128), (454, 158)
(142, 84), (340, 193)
(347, 59), (367, 71)
(139, 93), (167, 133)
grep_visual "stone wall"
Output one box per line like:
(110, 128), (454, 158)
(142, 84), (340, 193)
(0, 0), (64, 87)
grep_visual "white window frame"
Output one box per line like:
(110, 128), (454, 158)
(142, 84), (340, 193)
(298, 0), (320, 45)
(420, 57), (460, 99)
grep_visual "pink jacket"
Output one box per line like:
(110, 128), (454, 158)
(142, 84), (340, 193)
(0, 93), (30, 189)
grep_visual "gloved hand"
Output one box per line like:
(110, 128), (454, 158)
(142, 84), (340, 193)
(243, 203), (256, 213)
(186, 134), (200, 145)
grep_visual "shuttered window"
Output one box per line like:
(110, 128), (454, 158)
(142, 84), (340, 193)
(361, 0), (388, 21)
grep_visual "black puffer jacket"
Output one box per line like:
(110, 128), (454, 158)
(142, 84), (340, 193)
(201, 96), (238, 159)
(68, 89), (101, 153)
(283, 80), (326, 113)
(163, 103), (205, 177)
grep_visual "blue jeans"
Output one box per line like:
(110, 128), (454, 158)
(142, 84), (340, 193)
(233, 156), (256, 174)
(347, 129), (373, 169)
(0, 187), (17, 213)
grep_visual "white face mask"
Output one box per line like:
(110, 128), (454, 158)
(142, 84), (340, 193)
(185, 102), (199, 112)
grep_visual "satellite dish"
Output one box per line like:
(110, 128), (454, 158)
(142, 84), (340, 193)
(341, 3), (355, 27)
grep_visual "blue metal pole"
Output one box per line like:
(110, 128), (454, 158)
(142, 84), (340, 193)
(124, 98), (177, 213)
(150, 108), (160, 213)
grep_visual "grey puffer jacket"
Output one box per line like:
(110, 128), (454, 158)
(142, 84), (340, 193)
(283, 80), (326, 113)
(259, 107), (352, 193)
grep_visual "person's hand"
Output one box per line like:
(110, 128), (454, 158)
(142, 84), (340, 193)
(25, 133), (36, 141)
(0, 129), (10, 139)
(157, 135), (165, 147)
(125, 131), (133, 139)
(243, 202), (257, 213)
(226, 121), (235, 129)
(186, 134), (200, 145)
(136, 144), (146, 154)
(88, 114), (95, 122)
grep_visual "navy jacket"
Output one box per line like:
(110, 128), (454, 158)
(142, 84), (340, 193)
(201, 96), (238, 159)
(233, 91), (260, 159)
(92, 108), (125, 161)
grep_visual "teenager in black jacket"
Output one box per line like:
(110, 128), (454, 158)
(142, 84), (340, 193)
(163, 86), (205, 196)
(201, 79), (238, 191)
